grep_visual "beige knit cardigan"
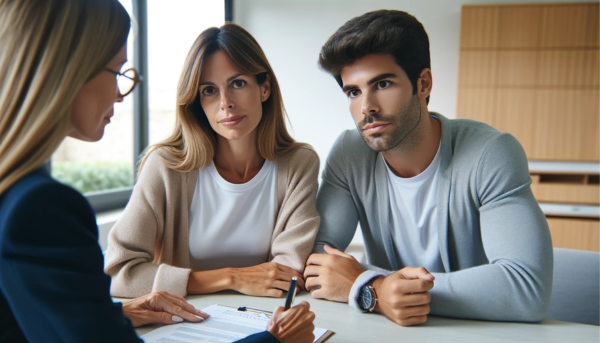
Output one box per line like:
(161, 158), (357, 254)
(104, 146), (320, 298)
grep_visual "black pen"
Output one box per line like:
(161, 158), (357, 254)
(284, 276), (298, 311)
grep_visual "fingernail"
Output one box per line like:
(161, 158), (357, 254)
(195, 315), (205, 321)
(172, 315), (184, 322)
(197, 310), (210, 317)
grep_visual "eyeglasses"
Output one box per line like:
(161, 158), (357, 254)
(104, 67), (142, 97)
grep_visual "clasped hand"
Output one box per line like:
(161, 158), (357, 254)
(303, 245), (435, 326)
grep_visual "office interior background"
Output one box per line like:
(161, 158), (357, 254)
(50, 0), (599, 256)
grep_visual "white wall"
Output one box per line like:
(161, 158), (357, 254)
(234, 0), (596, 172)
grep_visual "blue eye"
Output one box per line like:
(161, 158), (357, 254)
(202, 87), (217, 96)
(376, 81), (391, 89)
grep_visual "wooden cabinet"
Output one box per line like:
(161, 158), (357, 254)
(459, 3), (600, 252)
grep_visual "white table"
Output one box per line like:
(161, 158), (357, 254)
(134, 291), (599, 342)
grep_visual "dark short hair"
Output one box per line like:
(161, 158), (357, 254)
(318, 10), (431, 104)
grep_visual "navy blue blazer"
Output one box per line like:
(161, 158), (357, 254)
(0, 168), (278, 343)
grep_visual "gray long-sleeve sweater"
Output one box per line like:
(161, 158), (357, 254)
(313, 112), (553, 322)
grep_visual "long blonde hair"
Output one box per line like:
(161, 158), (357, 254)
(140, 23), (307, 174)
(0, 0), (130, 195)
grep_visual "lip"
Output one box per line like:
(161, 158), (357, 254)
(218, 115), (245, 127)
(363, 122), (389, 133)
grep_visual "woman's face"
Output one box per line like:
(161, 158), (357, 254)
(68, 44), (127, 142)
(198, 50), (270, 141)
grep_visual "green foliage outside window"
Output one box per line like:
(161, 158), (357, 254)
(52, 162), (133, 194)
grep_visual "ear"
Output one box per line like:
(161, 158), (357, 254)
(261, 74), (272, 102)
(417, 68), (432, 100)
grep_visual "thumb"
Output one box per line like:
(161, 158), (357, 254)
(398, 267), (435, 282)
(323, 244), (351, 258)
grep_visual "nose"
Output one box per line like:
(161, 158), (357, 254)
(361, 90), (379, 116)
(220, 91), (234, 111)
(116, 92), (124, 103)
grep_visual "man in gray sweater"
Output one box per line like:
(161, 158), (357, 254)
(303, 10), (553, 326)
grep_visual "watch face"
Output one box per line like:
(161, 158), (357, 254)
(359, 286), (374, 310)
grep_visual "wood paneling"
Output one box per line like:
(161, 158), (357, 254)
(495, 90), (536, 153)
(459, 51), (498, 87)
(585, 3), (599, 47)
(497, 51), (538, 86)
(461, 6), (499, 48)
(537, 50), (599, 87)
(456, 89), (496, 127)
(547, 217), (600, 252)
(498, 6), (542, 48)
(533, 90), (599, 161)
(540, 4), (588, 48)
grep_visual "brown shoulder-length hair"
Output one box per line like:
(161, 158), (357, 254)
(140, 23), (307, 174)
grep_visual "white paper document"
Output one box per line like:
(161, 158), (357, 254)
(142, 304), (329, 343)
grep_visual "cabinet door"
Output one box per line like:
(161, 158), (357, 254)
(547, 217), (600, 252)
(461, 6), (499, 48)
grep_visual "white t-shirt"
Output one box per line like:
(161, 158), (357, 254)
(385, 144), (445, 273)
(188, 160), (278, 271)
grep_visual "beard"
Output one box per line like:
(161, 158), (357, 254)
(357, 94), (422, 153)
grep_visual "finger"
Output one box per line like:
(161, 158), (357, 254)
(292, 301), (311, 311)
(160, 292), (210, 319)
(399, 279), (434, 293)
(398, 267), (435, 282)
(146, 310), (189, 325)
(303, 265), (321, 279)
(265, 288), (284, 298)
(306, 253), (328, 266)
(310, 288), (326, 299)
(272, 280), (294, 291)
(276, 263), (304, 278)
(396, 304), (430, 319)
(323, 244), (352, 258)
(156, 297), (203, 323)
(304, 276), (321, 291)
(396, 292), (431, 307)
(397, 315), (428, 326)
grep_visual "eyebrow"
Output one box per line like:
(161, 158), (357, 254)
(342, 73), (398, 93)
(199, 74), (244, 86)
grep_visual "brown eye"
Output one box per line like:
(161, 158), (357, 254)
(348, 89), (360, 98)
(376, 81), (391, 89)
(231, 80), (246, 88)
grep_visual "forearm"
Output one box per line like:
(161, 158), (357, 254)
(430, 263), (551, 322)
(187, 268), (234, 294)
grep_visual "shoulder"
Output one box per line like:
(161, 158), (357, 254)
(443, 116), (526, 168)
(139, 148), (189, 183)
(277, 145), (320, 171)
(0, 169), (95, 248)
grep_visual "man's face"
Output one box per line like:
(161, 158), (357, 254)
(340, 54), (421, 152)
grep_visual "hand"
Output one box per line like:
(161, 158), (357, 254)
(122, 291), (210, 327)
(373, 267), (434, 326)
(266, 301), (315, 343)
(304, 245), (366, 302)
(231, 262), (305, 297)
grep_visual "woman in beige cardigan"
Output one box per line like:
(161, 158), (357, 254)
(104, 23), (320, 300)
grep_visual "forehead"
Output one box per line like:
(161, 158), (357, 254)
(199, 50), (243, 82)
(340, 54), (408, 85)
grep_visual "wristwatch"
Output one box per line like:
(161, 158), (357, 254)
(358, 280), (378, 312)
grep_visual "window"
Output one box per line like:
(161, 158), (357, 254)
(51, 0), (227, 213)
(51, 0), (135, 198)
(148, 0), (225, 145)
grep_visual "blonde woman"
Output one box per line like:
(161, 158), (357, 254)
(0, 1), (314, 342)
(104, 23), (320, 299)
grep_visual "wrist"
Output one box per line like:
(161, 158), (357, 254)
(371, 277), (384, 313)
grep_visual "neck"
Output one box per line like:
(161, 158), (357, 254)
(382, 108), (441, 178)
(213, 130), (265, 184)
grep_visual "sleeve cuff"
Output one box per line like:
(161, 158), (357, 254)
(151, 264), (192, 297)
(348, 270), (386, 312)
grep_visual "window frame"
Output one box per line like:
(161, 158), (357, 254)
(49, 0), (231, 213)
